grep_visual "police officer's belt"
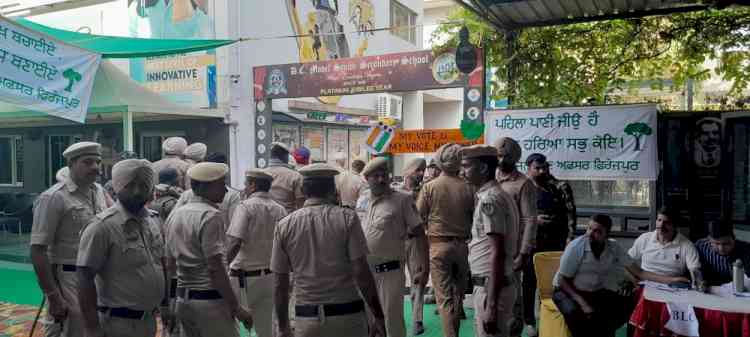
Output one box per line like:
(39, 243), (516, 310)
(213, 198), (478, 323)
(97, 307), (153, 320)
(60, 264), (77, 272)
(428, 236), (465, 244)
(229, 268), (273, 277)
(176, 288), (222, 300)
(471, 275), (512, 288)
(373, 260), (400, 273)
(295, 300), (365, 317)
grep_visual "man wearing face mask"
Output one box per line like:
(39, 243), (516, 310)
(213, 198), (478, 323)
(399, 158), (429, 335)
(362, 157), (422, 337)
(77, 159), (167, 337)
(164, 163), (253, 337)
(492, 138), (537, 337)
(31, 142), (109, 337)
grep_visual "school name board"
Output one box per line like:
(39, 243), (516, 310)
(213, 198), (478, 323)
(0, 16), (100, 123)
(388, 128), (484, 154)
(486, 104), (657, 180)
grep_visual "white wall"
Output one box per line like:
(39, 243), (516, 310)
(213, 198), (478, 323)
(424, 101), (462, 129)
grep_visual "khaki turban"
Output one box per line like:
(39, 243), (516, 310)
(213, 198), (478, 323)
(112, 159), (154, 194)
(162, 137), (187, 155)
(435, 143), (462, 173)
(184, 143), (207, 161)
(493, 137), (522, 164)
(402, 158), (426, 177)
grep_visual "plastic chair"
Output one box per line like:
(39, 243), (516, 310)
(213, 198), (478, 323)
(534, 251), (572, 337)
(0, 193), (34, 238)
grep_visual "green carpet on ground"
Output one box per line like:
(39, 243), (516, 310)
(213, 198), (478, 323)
(0, 264), (628, 337)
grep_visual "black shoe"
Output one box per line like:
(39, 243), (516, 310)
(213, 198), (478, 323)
(459, 307), (467, 320)
(434, 308), (440, 315)
(413, 321), (425, 335)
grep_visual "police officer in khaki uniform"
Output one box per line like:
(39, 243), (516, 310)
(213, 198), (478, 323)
(398, 158), (429, 335)
(362, 157), (422, 337)
(226, 169), (287, 337)
(493, 137), (538, 337)
(176, 153), (242, 238)
(164, 163), (253, 337)
(271, 163), (386, 337)
(183, 143), (207, 187)
(416, 143), (475, 337)
(334, 153), (366, 208)
(30, 142), (108, 337)
(151, 137), (191, 190)
(77, 159), (167, 337)
(266, 142), (304, 213)
(461, 145), (520, 337)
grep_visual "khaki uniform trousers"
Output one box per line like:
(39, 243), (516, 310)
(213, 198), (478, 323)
(294, 311), (368, 337)
(472, 278), (519, 337)
(368, 259), (406, 337)
(42, 265), (83, 337)
(230, 272), (275, 337)
(406, 235), (429, 323)
(429, 239), (469, 337)
(99, 311), (157, 337)
(175, 296), (239, 337)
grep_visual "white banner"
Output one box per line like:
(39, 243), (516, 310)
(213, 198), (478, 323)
(0, 16), (101, 123)
(486, 104), (658, 180)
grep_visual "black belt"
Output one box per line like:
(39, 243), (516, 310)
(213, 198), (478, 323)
(176, 288), (222, 300)
(97, 307), (152, 320)
(472, 275), (512, 288)
(169, 278), (177, 298)
(295, 300), (365, 318)
(229, 268), (273, 277)
(373, 260), (400, 273)
(61, 264), (77, 272)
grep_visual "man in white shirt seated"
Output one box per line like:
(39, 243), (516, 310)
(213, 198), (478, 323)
(552, 214), (637, 337)
(628, 207), (703, 286)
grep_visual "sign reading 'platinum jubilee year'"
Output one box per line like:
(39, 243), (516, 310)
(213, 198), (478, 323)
(485, 104), (658, 180)
(0, 16), (101, 123)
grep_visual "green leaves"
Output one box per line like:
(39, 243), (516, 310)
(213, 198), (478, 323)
(431, 7), (750, 108)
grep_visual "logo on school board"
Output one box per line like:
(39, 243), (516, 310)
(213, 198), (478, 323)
(467, 88), (480, 102)
(266, 69), (287, 95)
(432, 53), (459, 85)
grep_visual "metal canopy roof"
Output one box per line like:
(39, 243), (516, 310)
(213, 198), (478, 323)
(455, 0), (720, 30)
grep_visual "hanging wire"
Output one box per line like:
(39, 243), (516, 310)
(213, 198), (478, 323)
(235, 20), (464, 42)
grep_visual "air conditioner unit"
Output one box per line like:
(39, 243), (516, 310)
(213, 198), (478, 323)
(376, 94), (403, 120)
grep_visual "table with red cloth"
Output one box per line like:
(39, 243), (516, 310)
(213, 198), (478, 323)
(629, 285), (750, 337)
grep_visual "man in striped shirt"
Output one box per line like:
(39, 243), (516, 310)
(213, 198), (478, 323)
(694, 220), (750, 286)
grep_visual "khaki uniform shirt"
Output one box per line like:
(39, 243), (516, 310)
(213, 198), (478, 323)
(165, 196), (225, 290)
(31, 178), (108, 265)
(468, 181), (518, 277)
(266, 159), (304, 213)
(227, 192), (287, 271)
(336, 170), (366, 207)
(77, 204), (166, 310)
(363, 189), (422, 261)
(177, 187), (241, 236)
(497, 170), (538, 255)
(416, 175), (474, 238)
(271, 198), (369, 305)
(152, 156), (190, 190)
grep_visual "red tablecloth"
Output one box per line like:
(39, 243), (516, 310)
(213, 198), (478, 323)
(630, 287), (750, 337)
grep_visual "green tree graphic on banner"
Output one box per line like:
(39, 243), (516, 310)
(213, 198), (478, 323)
(624, 122), (653, 151)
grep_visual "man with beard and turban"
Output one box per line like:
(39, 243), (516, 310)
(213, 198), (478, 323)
(31, 142), (109, 337)
(361, 157), (422, 337)
(152, 137), (190, 190)
(77, 159), (168, 337)
(416, 143), (475, 337)
(492, 137), (538, 337)
(399, 158), (429, 335)
(165, 163), (253, 337)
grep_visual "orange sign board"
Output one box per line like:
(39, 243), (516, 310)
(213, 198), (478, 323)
(388, 129), (485, 154)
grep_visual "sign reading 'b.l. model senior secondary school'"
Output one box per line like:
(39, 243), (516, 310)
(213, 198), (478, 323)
(485, 104), (657, 180)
